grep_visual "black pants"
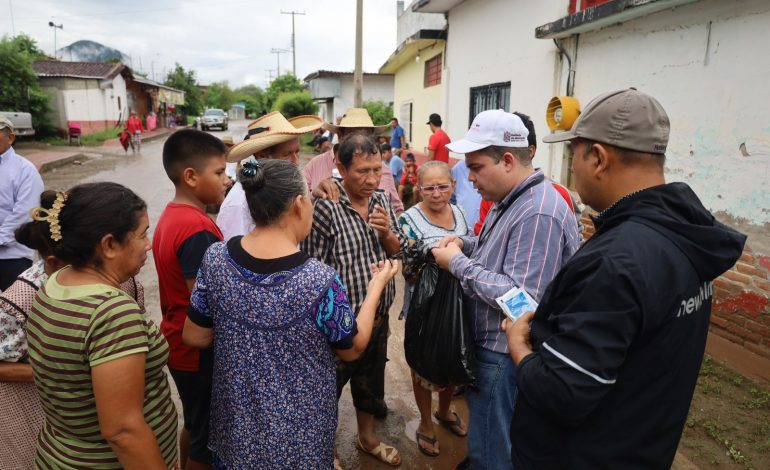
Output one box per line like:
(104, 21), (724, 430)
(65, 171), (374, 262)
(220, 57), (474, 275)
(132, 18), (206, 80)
(0, 258), (32, 290)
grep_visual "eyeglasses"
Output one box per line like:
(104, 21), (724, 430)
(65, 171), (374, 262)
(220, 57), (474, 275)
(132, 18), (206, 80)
(420, 184), (452, 194)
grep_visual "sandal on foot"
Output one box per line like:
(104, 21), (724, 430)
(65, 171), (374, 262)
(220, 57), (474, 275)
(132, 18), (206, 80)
(356, 437), (402, 466)
(416, 432), (439, 457)
(434, 411), (468, 437)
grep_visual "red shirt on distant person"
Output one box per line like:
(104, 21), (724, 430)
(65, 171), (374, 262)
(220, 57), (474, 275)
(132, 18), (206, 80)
(126, 115), (145, 134)
(428, 128), (451, 163)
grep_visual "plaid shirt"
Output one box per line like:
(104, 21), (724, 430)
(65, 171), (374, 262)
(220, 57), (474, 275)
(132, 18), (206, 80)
(301, 180), (407, 317)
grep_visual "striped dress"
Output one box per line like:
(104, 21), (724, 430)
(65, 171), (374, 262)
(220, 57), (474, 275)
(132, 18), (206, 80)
(26, 270), (178, 469)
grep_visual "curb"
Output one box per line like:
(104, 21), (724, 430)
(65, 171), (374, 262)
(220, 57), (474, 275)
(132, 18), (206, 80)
(38, 153), (90, 173)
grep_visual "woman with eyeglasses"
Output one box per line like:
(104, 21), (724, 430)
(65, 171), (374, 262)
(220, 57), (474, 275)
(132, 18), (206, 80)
(398, 160), (472, 457)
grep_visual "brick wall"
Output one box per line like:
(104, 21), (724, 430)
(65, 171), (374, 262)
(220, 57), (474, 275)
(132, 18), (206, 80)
(579, 211), (770, 359)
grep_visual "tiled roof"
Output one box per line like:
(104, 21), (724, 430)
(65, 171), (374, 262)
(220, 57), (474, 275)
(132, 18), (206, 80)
(32, 61), (126, 80)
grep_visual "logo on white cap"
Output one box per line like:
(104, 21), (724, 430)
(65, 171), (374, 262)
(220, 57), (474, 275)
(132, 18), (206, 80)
(446, 109), (529, 154)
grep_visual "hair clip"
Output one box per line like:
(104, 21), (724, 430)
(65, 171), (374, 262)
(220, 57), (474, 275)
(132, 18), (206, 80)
(29, 192), (68, 242)
(241, 160), (261, 177)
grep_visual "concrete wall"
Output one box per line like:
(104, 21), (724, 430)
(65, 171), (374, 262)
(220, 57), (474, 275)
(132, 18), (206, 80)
(392, 42), (446, 153)
(397, 4), (446, 44)
(443, 0), (570, 178)
(40, 74), (128, 134)
(562, 0), (770, 358)
(337, 74), (395, 119)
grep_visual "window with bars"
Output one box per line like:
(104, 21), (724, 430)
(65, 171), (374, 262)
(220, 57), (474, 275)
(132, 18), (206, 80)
(424, 53), (442, 88)
(468, 81), (511, 126)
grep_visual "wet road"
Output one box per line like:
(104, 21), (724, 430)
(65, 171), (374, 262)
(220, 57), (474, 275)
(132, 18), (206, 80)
(40, 120), (469, 469)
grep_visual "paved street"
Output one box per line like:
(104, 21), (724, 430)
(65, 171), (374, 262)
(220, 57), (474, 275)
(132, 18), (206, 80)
(38, 120), (469, 470)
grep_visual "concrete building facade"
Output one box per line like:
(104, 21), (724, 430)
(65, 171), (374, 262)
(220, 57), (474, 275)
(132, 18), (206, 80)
(304, 70), (394, 124)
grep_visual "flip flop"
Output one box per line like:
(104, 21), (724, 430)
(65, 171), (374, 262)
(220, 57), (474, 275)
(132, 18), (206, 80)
(416, 432), (439, 457)
(434, 411), (468, 437)
(356, 436), (402, 466)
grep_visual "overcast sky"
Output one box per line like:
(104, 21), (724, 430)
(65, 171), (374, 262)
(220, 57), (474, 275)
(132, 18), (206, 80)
(4, 0), (414, 88)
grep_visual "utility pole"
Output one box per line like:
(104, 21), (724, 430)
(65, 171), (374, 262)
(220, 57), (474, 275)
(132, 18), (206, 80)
(9, 0), (15, 35)
(281, 10), (305, 76)
(270, 48), (290, 76)
(353, 0), (363, 107)
(265, 69), (277, 86)
(48, 21), (63, 59)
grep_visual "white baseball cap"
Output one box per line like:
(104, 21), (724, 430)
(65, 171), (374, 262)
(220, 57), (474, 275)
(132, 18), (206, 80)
(446, 109), (529, 154)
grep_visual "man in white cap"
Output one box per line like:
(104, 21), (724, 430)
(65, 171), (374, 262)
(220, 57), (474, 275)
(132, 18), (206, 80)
(216, 112), (323, 240)
(0, 116), (44, 290)
(432, 110), (580, 470)
(304, 108), (404, 214)
(503, 89), (746, 468)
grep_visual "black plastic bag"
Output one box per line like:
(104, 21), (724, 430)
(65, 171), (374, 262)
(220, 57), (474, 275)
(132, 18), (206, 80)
(403, 244), (474, 388)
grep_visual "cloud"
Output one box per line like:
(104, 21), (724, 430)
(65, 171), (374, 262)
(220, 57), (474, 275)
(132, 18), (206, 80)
(4, 0), (398, 87)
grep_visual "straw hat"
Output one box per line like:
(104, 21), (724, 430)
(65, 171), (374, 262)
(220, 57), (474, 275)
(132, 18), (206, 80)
(323, 108), (391, 134)
(227, 111), (323, 162)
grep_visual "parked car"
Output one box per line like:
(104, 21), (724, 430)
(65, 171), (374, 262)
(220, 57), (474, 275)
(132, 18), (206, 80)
(201, 108), (228, 131)
(0, 111), (35, 136)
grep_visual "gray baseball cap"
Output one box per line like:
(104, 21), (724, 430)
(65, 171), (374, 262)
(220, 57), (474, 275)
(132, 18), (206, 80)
(0, 115), (14, 132)
(542, 88), (670, 154)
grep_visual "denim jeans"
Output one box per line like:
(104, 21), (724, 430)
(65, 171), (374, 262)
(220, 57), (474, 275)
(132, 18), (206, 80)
(465, 347), (518, 470)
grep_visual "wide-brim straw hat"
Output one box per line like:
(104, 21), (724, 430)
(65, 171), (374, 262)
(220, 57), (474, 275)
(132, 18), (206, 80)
(227, 111), (323, 162)
(323, 108), (391, 134)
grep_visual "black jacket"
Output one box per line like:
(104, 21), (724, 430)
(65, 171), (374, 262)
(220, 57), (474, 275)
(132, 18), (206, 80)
(510, 183), (746, 469)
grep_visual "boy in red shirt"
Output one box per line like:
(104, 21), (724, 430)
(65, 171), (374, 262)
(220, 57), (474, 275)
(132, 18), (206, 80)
(153, 129), (229, 470)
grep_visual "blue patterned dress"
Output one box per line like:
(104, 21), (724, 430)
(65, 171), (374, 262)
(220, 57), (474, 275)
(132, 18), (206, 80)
(189, 238), (357, 469)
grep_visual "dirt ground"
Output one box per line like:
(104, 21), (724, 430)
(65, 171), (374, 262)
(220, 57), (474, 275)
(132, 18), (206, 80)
(680, 355), (770, 469)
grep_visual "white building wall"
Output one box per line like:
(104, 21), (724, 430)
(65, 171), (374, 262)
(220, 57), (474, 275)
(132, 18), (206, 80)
(337, 75), (395, 117)
(571, 0), (770, 227)
(397, 6), (446, 44)
(443, 0), (570, 180)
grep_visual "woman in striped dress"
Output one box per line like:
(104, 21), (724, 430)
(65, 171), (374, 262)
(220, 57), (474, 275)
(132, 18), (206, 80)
(0, 190), (148, 469)
(25, 182), (178, 469)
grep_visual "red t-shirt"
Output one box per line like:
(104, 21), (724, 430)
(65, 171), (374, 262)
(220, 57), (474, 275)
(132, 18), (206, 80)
(153, 203), (223, 371)
(126, 116), (144, 133)
(428, 128), (451, 163)
(474, 181), (576, 235)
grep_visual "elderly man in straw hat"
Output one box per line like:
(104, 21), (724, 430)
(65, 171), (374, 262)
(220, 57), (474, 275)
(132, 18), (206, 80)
(216, 112), (324, 240)
(304, 108), (404, 214)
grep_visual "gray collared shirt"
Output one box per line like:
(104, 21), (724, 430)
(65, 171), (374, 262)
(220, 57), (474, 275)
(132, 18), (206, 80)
(449, 169), (580, 353)
(0, 146), (44, 261)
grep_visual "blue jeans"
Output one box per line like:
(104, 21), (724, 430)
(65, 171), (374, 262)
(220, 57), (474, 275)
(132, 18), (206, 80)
(465, 347), (518, 470)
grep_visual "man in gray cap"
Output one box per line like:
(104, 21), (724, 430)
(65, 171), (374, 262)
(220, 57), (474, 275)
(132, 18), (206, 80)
(0, 116), (44, 289)
(503, 88), (747, 468)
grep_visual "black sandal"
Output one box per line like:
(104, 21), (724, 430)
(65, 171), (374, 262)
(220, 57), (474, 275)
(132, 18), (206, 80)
(434, 411), (468, 437)
(416, 432), (439, 457)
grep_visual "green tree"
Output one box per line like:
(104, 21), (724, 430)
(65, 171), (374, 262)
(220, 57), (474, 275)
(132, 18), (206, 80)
(263, 74), (304, 111)
(235, 84), (266, 117)
(164, 63), (204, 115)
(206, 81), (237, 111)
(0, 34), (52, 134)
(272, 91), (318, 118)
(362, 100), (394, 126)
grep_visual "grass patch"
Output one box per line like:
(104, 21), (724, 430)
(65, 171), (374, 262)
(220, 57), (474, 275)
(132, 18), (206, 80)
(680, 354), (770, 469)
(44, 127), (122, 146)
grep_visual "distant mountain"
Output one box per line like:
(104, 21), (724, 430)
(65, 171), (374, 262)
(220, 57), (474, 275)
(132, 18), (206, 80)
(56, 40), (129, 63)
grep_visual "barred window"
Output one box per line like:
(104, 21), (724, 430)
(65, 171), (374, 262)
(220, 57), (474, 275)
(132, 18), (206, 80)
(424, 54), (442, 88)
